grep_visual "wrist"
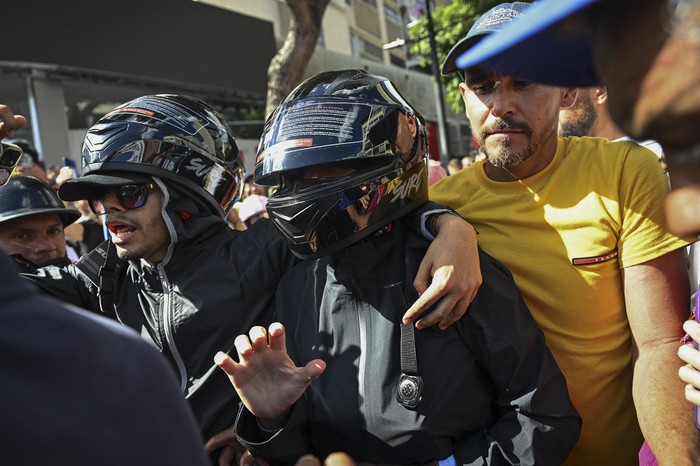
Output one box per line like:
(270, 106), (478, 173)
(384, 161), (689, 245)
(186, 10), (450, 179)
(256, 407), (292, 431)
(420, 207), (460, 239)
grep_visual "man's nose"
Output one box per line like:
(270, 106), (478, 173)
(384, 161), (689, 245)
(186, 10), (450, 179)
(490, 85), (518, 118)
(31, 236), (57, 254)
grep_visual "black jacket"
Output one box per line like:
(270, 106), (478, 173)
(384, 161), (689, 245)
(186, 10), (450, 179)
(0, 252), (209, 465)
(24, 211), (296, 444)
(236, 219), (581, 465)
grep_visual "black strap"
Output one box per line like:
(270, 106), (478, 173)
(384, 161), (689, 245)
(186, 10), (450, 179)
(97, 241), (119, 315)
(387, 282), (418, 375)
(74, 239), (119, 315)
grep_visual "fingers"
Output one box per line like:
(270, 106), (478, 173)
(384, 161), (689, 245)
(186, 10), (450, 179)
(217, 445), (237, 466)
(234, 332), (254, 358)
(679, 351), (700, 407)
(234, 324), (286, 356)
(55, 166), (75, 185)
(304, 359), (327, 381)
(409, 289), (456, 330)
(295, 454), (321, 466)
(684, 319), (700, 341)
(293, 453), (356, 466)
(684, 383), (700, 407)
(239, 450), (255, 466)
(418, 294), (472, 330)
(412, 258), (431, 296)
(410, 213), (481, 330)
(204, 426), (239, 452)
(405, 267), (449, 325)
(0, 104), (27, 139)
(406, 266), (477, 329)
(214, 323), (290, 376)
(214, 351), (237, 376)
(267, 322), (286, 351)
(325, 452), (357, 466)
(248, 326), (269, 353)
(239, 450), (270, 466)
(678, 322), (700, 407)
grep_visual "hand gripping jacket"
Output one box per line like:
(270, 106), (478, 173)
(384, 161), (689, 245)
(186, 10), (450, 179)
(77, 94), (244, 216)
(255, 69), (430, 259)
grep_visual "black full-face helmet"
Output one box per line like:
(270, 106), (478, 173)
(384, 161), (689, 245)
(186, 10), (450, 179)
(0, 175), (80, 226)
(255, 69), (430, 259)
(58, 94), (245, 217)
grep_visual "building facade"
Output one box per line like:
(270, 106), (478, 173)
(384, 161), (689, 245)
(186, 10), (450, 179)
(3, 0), (468, 175)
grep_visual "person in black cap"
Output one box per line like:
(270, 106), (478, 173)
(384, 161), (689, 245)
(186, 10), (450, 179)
(215, 69), (581, 466)
(429, 2), (697, 465)
(6, 94), (482, 463)
(441, 1), (531, 77)
(0, 174), (80, 271)
(452, 0), (700, 464)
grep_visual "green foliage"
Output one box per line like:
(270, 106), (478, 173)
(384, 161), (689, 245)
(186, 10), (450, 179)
(408, 0), (502, 113)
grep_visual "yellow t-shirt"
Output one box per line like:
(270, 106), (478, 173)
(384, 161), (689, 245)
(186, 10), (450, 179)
(430, 137), (692, 466)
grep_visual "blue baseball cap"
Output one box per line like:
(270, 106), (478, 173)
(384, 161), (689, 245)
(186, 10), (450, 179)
(454, 0), (601, 87)
(441, 2), (532, 76)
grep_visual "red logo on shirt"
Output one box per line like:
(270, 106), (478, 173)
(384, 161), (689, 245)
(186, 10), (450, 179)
(572, 250), (618, 266)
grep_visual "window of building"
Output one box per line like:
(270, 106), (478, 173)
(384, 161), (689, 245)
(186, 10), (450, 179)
(384, 5), (401, 24)
(363, 41), (384, 61)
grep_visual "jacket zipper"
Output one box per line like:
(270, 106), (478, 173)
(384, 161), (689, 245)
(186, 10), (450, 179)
(158, 263), (188, 393)
(358, 300), (368, 426)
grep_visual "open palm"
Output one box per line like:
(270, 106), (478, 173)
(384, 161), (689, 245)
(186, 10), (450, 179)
(215, 322), (326, 420)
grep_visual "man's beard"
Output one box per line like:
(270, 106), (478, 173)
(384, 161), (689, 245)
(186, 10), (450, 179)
(559, 95), (597, 138)
(476, 117), (537, 169)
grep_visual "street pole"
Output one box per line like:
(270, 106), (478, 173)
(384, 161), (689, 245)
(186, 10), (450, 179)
(425, 0), (451, 169)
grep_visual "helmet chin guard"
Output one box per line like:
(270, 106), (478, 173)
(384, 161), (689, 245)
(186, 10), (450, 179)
(256, 70), (430, 259)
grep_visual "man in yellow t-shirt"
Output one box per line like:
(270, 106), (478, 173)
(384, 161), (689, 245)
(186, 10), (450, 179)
(432, 3), (696, 465)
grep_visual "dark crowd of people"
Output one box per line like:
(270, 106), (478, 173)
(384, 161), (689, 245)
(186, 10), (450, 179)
(2, 1), (700, 465)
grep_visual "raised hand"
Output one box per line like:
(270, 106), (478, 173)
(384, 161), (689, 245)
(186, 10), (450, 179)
(0, 104), (27, 139)
(215, 322), (326, 424)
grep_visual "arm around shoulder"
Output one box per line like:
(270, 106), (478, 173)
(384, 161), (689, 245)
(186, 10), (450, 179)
(406, 204), (482, 330)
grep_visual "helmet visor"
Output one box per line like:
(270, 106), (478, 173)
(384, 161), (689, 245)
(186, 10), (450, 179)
(255, 100), (410, 186)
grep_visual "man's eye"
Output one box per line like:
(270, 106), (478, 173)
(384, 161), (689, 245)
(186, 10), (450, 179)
(514, 80), (533, 89)
(470, 83), (495, 94)
(13, 232), (30, 241)
(48, 228), (63, 237)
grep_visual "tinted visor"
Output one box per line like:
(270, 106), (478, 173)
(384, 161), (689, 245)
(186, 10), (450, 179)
(255, 100), (410, 186)
(267, 162), (427, 259)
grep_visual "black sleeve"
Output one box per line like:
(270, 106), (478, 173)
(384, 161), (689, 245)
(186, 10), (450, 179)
(235, 397), (311, 465)
(247, 217), (300, 275)
(21, 262), (100, 311)
(453, 249), (582, 465)
(405, 200), (461, 239)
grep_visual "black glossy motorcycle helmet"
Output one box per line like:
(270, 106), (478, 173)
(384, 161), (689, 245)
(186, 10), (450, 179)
(58, 94), (245, 216)
(255, 69), (429, 259)
(0, 175), (80, 226)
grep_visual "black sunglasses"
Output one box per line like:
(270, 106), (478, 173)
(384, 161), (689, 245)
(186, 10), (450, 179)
(89, 183), (157, 215)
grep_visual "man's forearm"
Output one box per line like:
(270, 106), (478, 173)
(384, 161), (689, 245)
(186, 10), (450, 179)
(634, 342), (700, 465)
